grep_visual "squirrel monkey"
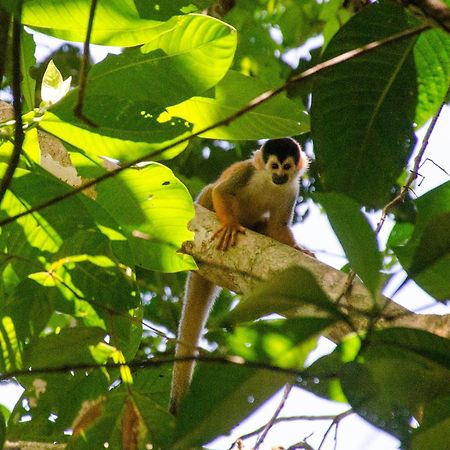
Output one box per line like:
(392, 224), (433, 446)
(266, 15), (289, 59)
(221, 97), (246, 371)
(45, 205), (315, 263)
(169, 137), (310, 414)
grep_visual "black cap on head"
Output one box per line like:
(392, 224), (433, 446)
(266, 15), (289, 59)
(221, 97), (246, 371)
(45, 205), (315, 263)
(261, 138), (300, 165)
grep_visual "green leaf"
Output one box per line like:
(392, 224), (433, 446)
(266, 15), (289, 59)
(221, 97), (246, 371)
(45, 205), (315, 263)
(174, 364), (291, 449)
(168, 70), (309, 139)
(0, 278), (56, 345)
(22, 0), (213, 46)
(301, 333), (361, 403)
(82, 162), (196, 273)
(311, 1), (418, 207)
(8, 371), (109, 442)
(227, 266), (348, 324)
(412, 396), (450, 450)
(40, 15), (236, 160)
(0, 165), (103, 260)
(227, 317), (335, 368)
(24, 327), (107, 368)
(313, 192), (381, 298)
(395, 181), (450, 300)
(0, 315), (22, 371)
(341, 328), (450, 441)
(68, 391), (174, 450)
(20, 29), (36, 112)
(53, 230), (139, 311)
(413, 28), (450, 127)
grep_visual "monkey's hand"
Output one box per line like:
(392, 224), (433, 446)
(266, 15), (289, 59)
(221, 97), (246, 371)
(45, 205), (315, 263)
(213, 223), (246, 251)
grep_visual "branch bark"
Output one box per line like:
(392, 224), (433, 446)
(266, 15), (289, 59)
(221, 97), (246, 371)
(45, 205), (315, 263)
(183, 205), (450, 340)
(401, 0), (450, 32)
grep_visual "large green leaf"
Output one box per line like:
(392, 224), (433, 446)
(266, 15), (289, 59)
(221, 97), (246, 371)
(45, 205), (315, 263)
(24, 327), (107, 368)
(20, 0), (213, 46)
(226, 317), (335, 368)
(68, 390), (174, 450)
(168, 70), (310, 139)
(0, 165), (101, 263)
(174, 364), (291, 449)
(53, 230), (139, 311)
(0, 279), (57, 363)
(8, 371), (109, 442)
(311, 1), (418, 207)
(394, 181), (450, 300)
(340, 329), (450, 442)
(40, 15), (237, 160)
(313, 192), (381, 298)
(77, 160), (196, 273)
(227, 266), (348, 324)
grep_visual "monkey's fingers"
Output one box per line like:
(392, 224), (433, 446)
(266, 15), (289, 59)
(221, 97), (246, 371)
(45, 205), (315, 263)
(228, 225), (246, 249)
(213, 225), (245, 250)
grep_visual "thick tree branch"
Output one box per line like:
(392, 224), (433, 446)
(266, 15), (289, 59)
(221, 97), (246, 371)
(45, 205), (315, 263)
(401, 0), (450, 32)
(183, 205), (450, 340)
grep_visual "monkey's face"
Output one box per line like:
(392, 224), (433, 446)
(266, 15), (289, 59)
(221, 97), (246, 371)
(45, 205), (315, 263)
(266, 155), (298, 185)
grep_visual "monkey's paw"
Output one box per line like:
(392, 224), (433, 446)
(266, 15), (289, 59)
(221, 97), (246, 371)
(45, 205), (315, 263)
(213, 223), (246, 251)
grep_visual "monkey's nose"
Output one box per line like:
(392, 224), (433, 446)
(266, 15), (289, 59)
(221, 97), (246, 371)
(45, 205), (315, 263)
(272, 174), (288, 185)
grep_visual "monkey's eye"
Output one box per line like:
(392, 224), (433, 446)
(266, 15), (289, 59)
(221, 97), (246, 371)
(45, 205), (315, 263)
(271, 163), (279, 170)
(283, 163), (291, 170)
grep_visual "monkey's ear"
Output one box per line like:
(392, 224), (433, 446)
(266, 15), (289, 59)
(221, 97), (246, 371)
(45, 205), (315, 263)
(253, 148), (265, 170)
(298, 150), (310, 174)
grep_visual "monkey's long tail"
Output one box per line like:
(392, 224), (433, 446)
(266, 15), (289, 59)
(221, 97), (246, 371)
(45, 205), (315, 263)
(169, 272), (218, 414)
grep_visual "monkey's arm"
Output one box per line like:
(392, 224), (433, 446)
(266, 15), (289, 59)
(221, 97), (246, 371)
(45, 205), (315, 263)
(211, 162), (253, 250)
(265, 191), (298, 247)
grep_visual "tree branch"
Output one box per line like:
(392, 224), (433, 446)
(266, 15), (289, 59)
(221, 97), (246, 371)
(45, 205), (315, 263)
(401, 0), (450, 32)
(183, 205), (450, 340)
(0, 1), (23, 207)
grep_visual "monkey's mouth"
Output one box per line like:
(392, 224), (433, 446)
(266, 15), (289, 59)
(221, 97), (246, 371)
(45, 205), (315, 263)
(272, 174), (288, 185)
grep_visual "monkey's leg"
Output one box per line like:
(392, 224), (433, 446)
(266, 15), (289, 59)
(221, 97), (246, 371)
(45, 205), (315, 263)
(169, 272), (218, 414)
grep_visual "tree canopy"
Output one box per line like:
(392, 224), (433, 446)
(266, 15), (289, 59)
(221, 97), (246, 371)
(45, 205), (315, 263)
(0, 0), (449, 449)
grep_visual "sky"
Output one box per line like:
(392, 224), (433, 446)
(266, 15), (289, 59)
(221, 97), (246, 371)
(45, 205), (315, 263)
(1, 26), (449, 450)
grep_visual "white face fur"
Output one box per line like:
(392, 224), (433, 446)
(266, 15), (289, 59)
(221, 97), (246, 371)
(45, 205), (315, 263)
(253, 146), (308, 186)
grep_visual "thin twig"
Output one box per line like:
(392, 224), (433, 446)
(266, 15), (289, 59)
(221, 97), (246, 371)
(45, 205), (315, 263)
(238, 413), (352, 442)
(287, 442), (316, 450)
(317, 410), (353, 450)
(0, 1), (23, 207)
(254, 384), (293, 449)
(0, 23), (429, 227)
(74, 0), (98, 127)
(375, 86), (450, 234)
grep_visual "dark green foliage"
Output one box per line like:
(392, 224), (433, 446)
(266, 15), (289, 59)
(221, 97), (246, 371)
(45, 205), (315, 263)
(0, 0), (449, 448)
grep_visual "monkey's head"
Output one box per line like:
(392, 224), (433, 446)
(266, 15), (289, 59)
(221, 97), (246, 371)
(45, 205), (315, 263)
(255, 138), (309, 185)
